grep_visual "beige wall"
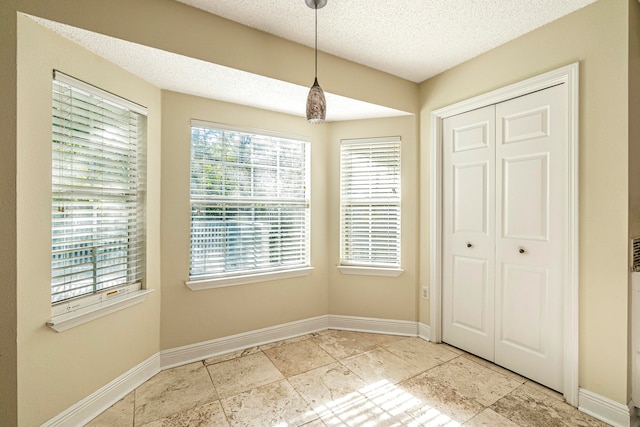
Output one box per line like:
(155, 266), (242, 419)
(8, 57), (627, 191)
(327, 117), (420, 321)
(629, 0), (640, 399)
(158, 95), (421, 350)
(0, 1), (18, 425)
(160, 91), (330, 349)
(419, 0), (630, 403)
(16, 16), (162, 425)
(629, 0), (640, 239)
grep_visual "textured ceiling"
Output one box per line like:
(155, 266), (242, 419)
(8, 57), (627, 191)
(30, 16), (410, 122)
(178, 0), (598, 83)
(30, 0), (598, 121)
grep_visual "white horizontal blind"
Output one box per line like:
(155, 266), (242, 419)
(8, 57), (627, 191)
(190, 122), (310, 280)
(51, 71), (147, 305)
(340, 137), (401, 267)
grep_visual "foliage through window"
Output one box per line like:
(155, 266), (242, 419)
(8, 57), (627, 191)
(340, 137), (401, 268)
(51, 71), (147, 306)
(189, 121), (310, 280)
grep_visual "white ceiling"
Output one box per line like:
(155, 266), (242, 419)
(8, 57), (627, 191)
(30, 0), (597, 122)
(178, 0), (598, 83)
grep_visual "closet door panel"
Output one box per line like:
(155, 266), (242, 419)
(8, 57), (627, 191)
(442, 105), (496, 361)
(500, 263), (548, 355)
(495, 84), (566, 392)
(502, 154), (549, 241)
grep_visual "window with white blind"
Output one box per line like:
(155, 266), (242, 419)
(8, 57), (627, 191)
(188, 121), (310, 288)
(340, 137), (401, 274)
(50, 71), (147, 318)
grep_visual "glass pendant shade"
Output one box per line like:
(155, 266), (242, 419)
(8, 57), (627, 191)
(305, 0), (327, 124)
(306, 77), (326, 124)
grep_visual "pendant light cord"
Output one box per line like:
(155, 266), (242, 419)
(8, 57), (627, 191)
(314, 3), (318, 79)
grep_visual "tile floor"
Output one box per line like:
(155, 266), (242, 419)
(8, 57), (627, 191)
(86, 330), (610, 426)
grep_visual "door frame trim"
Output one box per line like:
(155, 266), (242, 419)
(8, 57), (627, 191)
(429, 62), (579, 406)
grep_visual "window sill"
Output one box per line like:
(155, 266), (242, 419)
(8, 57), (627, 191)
(337, 265), (404, 277)
(47, 289), (155, 333)
(185, 267), (314, 291)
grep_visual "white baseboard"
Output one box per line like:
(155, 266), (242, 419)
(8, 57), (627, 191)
(160, 315), (329, 369)
(160, 315), (419, 369)
(578, 388), (639, 427)
(327, 315), (418, 336)
(418, 322), (431, 341)
(42, 353), (160, 427)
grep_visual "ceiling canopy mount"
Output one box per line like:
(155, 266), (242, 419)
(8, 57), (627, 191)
(304, 0), (327, 9)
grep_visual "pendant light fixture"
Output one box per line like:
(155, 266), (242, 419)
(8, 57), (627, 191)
(305, 0), (327, 124)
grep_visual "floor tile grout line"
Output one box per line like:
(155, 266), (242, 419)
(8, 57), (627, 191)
(202, 358), (225, 409)
(283, 376), (322, 424)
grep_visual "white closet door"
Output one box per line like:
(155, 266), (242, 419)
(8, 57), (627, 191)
(494, 84), (566, 391)
(442, 84), (566, 392)
(442, 105), (496, 361)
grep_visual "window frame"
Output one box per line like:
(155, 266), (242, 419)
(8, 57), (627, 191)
(338, 136), (403, 277)
(48, 71), (152, 332)
(186, 120), (312, 290)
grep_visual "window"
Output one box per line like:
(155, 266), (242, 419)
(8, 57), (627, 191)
(51, 71), (147, 316)
(188, 121), (310, 288)
(340, 137), (401, 274)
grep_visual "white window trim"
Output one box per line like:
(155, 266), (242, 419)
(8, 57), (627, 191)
(185, 267), (314, 291)
(339, 136), (402, 269)
(188, 120), (311, 286)
(337, 265), (403, 277)
(49, 71), (149, 330)
(47, 288), (154, 333)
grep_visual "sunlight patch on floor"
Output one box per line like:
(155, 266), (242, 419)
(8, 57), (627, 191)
(304, 379), (461, 427)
